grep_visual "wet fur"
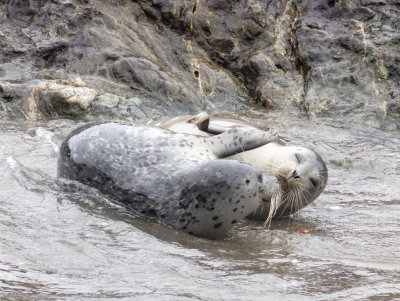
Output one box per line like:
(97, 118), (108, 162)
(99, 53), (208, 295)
(58, 122), (281, 239)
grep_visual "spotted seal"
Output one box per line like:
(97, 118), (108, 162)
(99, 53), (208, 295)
(58, 122), (282, 239)
(151, 112), (328, 219)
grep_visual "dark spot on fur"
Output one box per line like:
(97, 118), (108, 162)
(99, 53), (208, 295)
(182, 226), (187, 230)
(214, 222), (223, 228)
(231, 220), (237, 224)
(212, 216), (219, 220)
(197, 194), (207, 203)
(245, 179), (250, 184)
(195, 204), (200, 209)
(233, 208), (237, 212)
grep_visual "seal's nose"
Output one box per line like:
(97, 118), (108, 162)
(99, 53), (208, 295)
(291, 170), (300, 179)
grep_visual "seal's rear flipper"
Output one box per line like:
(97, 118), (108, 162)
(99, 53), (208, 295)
(187, 112), (210, 132)
(188, 112), (239, 135)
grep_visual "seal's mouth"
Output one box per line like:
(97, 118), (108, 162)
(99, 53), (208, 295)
(276, 168), (305, 191)
(273, 169), (310, 218)
(277, 174), (290, 192)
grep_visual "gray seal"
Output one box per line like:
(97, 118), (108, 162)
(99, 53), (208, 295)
(58, 122), (282, 239)
(152, 112), (328, 219)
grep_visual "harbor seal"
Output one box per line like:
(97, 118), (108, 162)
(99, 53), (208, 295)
(58, 122), (282, 239)
(151, 112), (328, 219)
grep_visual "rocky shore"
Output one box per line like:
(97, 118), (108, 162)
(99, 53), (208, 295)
(1, 0), (399, 129)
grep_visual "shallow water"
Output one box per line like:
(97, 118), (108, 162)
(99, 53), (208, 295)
(0, 110), (399, 300)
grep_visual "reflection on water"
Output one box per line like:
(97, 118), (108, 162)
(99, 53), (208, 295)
(0, 110), (399, 300)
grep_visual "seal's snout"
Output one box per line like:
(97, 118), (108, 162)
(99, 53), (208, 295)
(291, 170), (300, 179)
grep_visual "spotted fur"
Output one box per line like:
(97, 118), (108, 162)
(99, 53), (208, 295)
(58, 122), (280, 239)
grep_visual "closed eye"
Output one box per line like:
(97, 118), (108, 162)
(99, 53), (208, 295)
(295, 153), (302, 163)
(310, 178), (318, 187)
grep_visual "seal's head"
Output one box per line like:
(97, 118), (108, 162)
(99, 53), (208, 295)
(229, 143), (328, 218)
(269, 145), (328, 217)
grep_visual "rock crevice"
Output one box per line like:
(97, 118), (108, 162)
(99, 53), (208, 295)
(0, 0), (398, 129)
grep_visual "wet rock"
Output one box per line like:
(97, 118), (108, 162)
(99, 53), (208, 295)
(296, 0), (400, 128)
(386, 90), (400, 129)
(106, 57), (193, 102)
(0, 0), (398, 129)
(138, 0), (400, 128)
(95, 93), (120, 109)
(0, 79), (97, 119)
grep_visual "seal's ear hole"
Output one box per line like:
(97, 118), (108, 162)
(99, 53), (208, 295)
(194, 70), (199, 78)
(310, 178), (318, 187)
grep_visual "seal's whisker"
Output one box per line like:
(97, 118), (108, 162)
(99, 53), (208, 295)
(292, 189), (300, 215)
(297, 189), (306, 211)
(280, 190), (294, 216)
(318, 174), (328, 180)
(238, 143), (250, 165)
(264, 188), (281, 229)
(294, 189), (302, 213)
(297, 188), (306, 212)
(302, 188), (312, 198)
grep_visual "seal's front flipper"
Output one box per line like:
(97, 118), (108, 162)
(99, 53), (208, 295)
(208, 128), (278, 158)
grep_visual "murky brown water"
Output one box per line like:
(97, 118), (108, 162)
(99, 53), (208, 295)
(0, 110), (399, 300)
